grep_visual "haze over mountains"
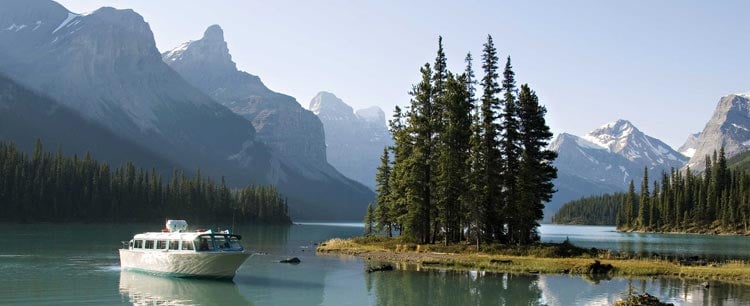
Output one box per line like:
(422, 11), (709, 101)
(4, 0), (750, 222)
(548, 120), (688, 219)
(310, 92), (392, 190)
(0, 0), (372, 220)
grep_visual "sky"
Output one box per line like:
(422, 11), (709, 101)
(56, 0), (750, 149)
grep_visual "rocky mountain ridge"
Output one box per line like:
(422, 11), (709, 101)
(310, 92), (392, 190)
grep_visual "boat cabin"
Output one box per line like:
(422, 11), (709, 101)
(128, 232), (244, 252)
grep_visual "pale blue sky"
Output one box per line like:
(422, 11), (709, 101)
(57, 0), (750, 148)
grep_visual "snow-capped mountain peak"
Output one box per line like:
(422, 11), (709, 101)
(582, 119), (687, 167)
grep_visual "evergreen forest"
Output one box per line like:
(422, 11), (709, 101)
(551, 193), (626, 225)
(364, 36), (558, 246)
(552, 148), (750, 234)
(0, 139), (291, 224)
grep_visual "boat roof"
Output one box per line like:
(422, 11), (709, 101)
(132, 231), (240, 241)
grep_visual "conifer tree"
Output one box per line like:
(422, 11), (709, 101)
(500, 57), (524, 244)
(364, 203), (375, 235)
(436, 72), (473, 244)
(516, 84), (557, 243)
(478, 35), (505, 242)
(465, 52), (484, 249)
(638, 167), (650, 229)
(405, 63), (435, 243)
(374, 147), (393, 236)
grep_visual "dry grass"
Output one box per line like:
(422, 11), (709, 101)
(317, 236), (750, 284)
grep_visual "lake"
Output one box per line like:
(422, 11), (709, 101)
(0, 223), (749, 305)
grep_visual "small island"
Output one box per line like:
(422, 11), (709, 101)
(317, 236), (750, 284)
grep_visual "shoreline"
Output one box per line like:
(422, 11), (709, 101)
(316, 237), (750, 285)
(549, 223), (750, 237)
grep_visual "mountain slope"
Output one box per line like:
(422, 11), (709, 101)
(0, 0), (265, 181)
(546, 121), (687, 220)
(678, 132), (701, 158)
(162, 25), (374, 219)
(686, 94), (750, 171)
(0, 74), (175, 170)
(310, 92), (393, 190)
(0, 0), (371, 220)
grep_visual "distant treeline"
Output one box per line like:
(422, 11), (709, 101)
(619, 148), (750, 233)
(0, 139), (291, 224)
(551, 193), (626, 225)
(552, 148), (750, 234)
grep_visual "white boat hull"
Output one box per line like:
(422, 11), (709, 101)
(119, 249), (250, 279)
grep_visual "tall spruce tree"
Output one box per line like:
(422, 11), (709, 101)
(431, 37), (449, 243)
(478, 35), (505, 242)
(500, 57), (523, 244)
(516, 84), (557, 244)
(405, 63), (435, 243)
(436, 72), (473, 244)
(465, 52), (484, 249)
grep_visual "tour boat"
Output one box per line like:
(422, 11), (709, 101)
(119, 220), (251, 279)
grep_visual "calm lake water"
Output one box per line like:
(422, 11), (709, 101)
(0, 223), (749, 305)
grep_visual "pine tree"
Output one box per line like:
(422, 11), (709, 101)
(638, 167), (650, 229)
(364, 203), (375, 235)
(500, 57), (524, 244)
(516, 84), (557, 243)
(478, 35), (505, 242)
(436, 72), (473, 244)
(465, 52), (484, 249)
(404, 63), (435, 243)
(374, 147), (393, 236)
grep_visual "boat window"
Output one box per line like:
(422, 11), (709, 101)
(134, 240), (144, 249)
(157, 240), (167, 249)
(181, 240), (194, 251)
(214, 235), (230, 250)
(168, 240), (179, 250)
(228, 236), (244, 251)
(195, 236), (214, 252)
(145, 240), (154, 249)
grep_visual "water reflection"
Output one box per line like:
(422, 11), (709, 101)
(367, 270), (544, 305)
(364, 268), (750, 306)
(119, 271), (252, 305)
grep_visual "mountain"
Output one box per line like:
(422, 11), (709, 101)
(0, 74), (174, 170)
(546, 120), (688, 220)
(686, 94), (750, 171)
(162, 25), (374, 219)
(310, 92), (393, 190)
(0, 0), (371, 220)
(678, 132), (701, 158)
(582, 119), (687, 170)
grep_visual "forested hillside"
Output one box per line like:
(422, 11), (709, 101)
(617, 148), (750, 234)
(0, 140), (291, 224)
(551, 193), (625, 225)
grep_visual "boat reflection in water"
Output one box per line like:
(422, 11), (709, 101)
(119, 270), (251, 305)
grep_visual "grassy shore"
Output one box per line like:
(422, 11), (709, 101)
(316, 236), (750, 284)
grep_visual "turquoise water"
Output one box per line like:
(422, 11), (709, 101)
(0, 223), (749, 305)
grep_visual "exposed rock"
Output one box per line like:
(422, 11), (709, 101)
(310, 92), (393, 190)
(279, 257), (301, 264)
(678, 132), (701, 158)
(686, 94), (750, 171)
(366, 264), (394, 273)
(0, 0), (266, 185)
(163, 25), (375, 220)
